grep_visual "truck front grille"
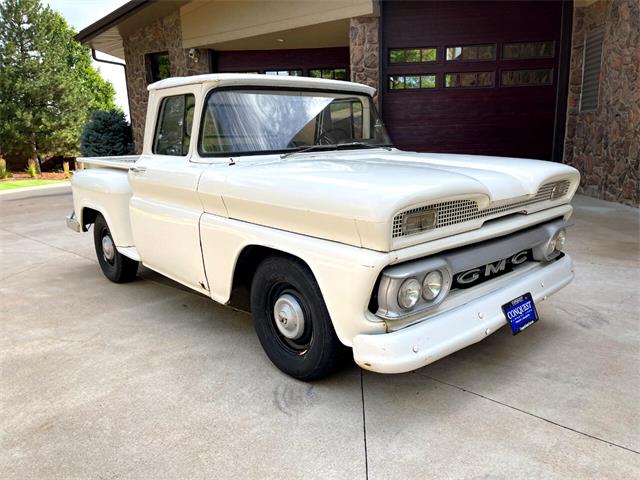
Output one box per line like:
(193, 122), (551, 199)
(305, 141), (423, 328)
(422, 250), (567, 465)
(392, 180), (571, 239)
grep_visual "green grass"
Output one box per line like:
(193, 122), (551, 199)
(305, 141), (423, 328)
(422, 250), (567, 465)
(0, 179), (67, 191)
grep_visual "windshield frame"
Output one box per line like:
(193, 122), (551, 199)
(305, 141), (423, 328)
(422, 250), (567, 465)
(196, 85), (393, 158)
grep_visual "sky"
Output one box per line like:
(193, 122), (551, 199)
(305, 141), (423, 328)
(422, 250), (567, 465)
(45, 0), (131, 118)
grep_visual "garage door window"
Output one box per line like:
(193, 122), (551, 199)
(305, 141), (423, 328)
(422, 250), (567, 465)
(502, 69), (553, 86)
(389, 48), (437, 64)
(446, 44), (496, 61)
(503, 41), (555, 59)
(445, 72), (494, 88)
(389, 75), (437, 90)
(309, 68), (348, 80)
(265, 70), (303, 76)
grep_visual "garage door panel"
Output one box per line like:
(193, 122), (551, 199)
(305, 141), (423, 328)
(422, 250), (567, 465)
(384, 95), (555, 120)
(391, 121), (554, 158)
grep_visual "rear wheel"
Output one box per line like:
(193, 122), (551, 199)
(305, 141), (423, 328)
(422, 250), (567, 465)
(93, 213), (138, 283)
(250, 256), (349, 380)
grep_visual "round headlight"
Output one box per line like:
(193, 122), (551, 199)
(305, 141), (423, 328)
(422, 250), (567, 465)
(422, 270), (443, 301)
(398, 278), (421, 310)
(555, 229), (566, 251)
(546, 237), (557, 257)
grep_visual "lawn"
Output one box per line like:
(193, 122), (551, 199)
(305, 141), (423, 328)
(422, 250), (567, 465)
(0, 179), (67, 191)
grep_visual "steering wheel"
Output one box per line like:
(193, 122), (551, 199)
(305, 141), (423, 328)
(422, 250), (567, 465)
(318, 128), (351, 145)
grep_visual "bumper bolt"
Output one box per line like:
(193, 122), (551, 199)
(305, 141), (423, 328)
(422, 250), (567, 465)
(541, 281), (545, 287)
(478, 312), (484, 319)
(412, 345), (419, 353)
(485, 328), (491, 335)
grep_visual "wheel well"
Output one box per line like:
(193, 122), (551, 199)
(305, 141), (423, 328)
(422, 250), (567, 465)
(229, 245), (312, 311)
(81, 207), (100, 231)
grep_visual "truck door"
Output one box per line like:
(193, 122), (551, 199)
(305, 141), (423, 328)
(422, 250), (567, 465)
(128, 86), (209, 293)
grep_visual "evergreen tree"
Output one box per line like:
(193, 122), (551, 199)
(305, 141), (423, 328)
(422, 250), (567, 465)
(0, 0), (117, 170)
(80, 109), (133, 157)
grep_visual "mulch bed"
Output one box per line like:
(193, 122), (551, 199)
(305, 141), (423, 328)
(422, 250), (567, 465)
(0, 172), (68, 182)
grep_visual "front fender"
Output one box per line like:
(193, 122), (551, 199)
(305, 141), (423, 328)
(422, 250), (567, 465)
(199, 213), (390, 346)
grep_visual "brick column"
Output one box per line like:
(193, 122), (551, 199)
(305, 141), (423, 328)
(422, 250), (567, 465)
(563, 0), (639, 206)
(350, 16), (380, 103)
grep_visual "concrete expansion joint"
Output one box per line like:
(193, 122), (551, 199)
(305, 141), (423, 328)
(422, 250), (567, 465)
(413, 371), (640, 456)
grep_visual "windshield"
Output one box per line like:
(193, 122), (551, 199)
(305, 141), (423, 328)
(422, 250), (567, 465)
(198, 89), (392, 155)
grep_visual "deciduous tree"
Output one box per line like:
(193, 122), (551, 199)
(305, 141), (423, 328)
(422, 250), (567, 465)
(0, 0), (117, 171)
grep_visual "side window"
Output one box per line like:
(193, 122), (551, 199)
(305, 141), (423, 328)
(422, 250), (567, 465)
(153, 94), (195, 156)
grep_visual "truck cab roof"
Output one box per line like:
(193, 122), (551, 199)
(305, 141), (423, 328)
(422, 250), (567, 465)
(147, 73), (376, 97)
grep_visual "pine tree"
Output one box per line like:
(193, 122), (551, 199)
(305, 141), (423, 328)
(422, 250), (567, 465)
(0, 0), (117, 170)
(80, 109), (133, 157)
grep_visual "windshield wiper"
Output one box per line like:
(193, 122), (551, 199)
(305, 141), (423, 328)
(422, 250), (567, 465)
(280, 144), (338, 159)
(281, 142), (392, 159)
(335, 142), (392, 151)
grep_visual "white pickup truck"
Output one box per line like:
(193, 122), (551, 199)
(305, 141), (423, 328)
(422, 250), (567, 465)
(67, 74), (579, 380)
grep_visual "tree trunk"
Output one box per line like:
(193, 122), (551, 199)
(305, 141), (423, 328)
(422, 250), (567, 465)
(32, 136), (42, 175)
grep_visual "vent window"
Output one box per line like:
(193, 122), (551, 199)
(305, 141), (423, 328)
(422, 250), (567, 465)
(580, 27), (604, 112)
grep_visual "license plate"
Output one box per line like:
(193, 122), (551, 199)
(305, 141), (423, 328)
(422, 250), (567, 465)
(502, 292), (538, 335)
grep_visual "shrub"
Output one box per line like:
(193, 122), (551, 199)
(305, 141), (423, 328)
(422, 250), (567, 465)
(26, 159), (37, 178)
(80, 109), (134, 157)
(63, 161), (71, 179)
(0, 158), (8, 179)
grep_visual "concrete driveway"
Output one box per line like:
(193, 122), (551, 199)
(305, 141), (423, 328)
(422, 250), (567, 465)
(1, 189), (638, 479)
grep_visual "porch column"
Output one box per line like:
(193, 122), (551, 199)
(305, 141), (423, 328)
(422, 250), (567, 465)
(350, 16), (380, 102)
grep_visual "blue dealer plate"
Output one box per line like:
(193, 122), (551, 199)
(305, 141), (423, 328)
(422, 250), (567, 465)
(502, 293), (539, 335)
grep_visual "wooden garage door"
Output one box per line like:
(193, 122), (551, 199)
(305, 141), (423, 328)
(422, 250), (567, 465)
(381, 1), (570, 160)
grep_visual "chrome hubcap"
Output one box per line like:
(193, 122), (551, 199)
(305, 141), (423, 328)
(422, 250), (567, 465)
(102, 234), (115, 262)
(273, 293), (305, 340)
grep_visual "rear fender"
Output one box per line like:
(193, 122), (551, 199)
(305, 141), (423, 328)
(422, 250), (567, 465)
(71, 168), (135, 247)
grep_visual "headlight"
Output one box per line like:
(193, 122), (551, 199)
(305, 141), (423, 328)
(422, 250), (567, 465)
(398, 278), (421, 310)
(545, 237), (557, 257)
(422, 270), (443, 301)
(555, 229), (566, 251)
(545, 229), (566, 257)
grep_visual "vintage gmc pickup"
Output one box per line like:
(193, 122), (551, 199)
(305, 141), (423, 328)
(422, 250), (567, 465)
(67, 74), (579, 380)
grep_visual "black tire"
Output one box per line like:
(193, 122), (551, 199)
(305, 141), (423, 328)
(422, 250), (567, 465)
(93, 213), (138, 283)
(250, 256), (349, 381)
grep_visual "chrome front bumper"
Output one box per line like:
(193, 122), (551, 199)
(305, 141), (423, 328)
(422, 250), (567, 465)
(352, 254), (574, 374)
(66, 211), (81, 232)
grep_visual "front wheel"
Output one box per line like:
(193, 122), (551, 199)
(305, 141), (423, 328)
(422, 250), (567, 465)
(250, 256), (349, 380)
(93, 213), (138, 283)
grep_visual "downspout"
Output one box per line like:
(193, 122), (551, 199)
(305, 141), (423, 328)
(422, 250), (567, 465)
(91, 48), (132, 119)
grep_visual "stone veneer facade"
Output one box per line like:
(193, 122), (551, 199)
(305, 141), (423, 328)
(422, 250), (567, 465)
(349, 16), (380, 104)
(122, 10), (209, 152)
(563, 0), (639, 206)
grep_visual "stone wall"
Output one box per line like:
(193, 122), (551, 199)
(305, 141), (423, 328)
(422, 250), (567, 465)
(564, 0), (639, 207)
(122, 10), (209, 152)
(349, 16), (379, 104)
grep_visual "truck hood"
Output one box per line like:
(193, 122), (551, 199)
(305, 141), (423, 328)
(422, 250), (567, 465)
(197, 149), (579, 251)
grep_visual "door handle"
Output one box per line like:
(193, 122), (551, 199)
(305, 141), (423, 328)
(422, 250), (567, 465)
(130, 166), (147, 174)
